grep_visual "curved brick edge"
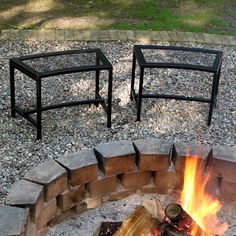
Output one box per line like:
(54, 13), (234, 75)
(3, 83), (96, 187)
(0, 29), (236, 46)
(1, 139), (235, 236)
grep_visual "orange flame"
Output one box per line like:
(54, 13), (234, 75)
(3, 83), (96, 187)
(180, 152), (228, 235)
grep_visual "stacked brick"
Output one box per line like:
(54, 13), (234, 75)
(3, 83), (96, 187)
(0, 140), (235, 236)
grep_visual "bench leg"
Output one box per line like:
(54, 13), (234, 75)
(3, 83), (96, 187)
(107, 69), (113, 128)
(137, 67), (144, 122)
(36, 80), (42, 140)
(10, 62), (16, 117)
(208, 72), (218, 126)
(95, 57), (100, 107)
(214, 65), (221, 108)
(130, 52), (136, 101)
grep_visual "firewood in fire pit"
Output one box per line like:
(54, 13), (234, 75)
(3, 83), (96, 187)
(165, 203), (206, 234)
(141, 198), (165, 222)
(114, 205), (161, 235)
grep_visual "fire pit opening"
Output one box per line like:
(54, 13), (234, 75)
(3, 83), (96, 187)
(2, 140), (236, 236)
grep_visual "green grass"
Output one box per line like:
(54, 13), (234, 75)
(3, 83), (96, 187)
(0, 0), (234, 35)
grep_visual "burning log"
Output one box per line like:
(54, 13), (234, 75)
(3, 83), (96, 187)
(164, 225), (190, 236)
(164, 203), (206, 235)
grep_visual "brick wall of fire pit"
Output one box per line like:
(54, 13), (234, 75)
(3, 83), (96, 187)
(1, 140), (235, 236)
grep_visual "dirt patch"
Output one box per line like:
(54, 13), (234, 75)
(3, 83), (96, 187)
(42, 16), (115, 30)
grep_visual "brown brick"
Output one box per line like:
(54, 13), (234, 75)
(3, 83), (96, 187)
(37, 227), (48, 236)
(94, 140), (136, 176)
(210, 145), (236, 181)
(56, 149), (98, 186)
(109, 184), (136, 201)
(24, 160), (68, 202)
(220, 178), (236, 202)
(84, 196), (101, 209)
(87, 173), (117, 197)
(173, 142), (211, 173)
(154, 171), (183, 194)
(49, 208), (75, 226)
(119, 170), (151, 189)
(37, 198), (57, 229)
(5, 179), (44, 223)
(74, 202), (88, 214)
(204, 175), (220, 197)
(139, 179), (159, 194)
(133, 139), (171, 171)
(25, 221), (37, 236)
(58, 185), (85, 212)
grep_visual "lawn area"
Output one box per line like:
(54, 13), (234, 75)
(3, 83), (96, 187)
(0, 0), (236, 35)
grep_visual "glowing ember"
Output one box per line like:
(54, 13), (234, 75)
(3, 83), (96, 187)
(180, 151), (228, 235)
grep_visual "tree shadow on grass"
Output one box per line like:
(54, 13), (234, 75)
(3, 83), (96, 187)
(0, 0), (235, 34)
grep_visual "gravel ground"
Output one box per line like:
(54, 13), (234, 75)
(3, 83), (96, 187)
(0, 40), (235, 203)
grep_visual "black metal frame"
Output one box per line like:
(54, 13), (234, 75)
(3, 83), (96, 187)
(130, 45), (223, 126)
(10, 49), (113, 140)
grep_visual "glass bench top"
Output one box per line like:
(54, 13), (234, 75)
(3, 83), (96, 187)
(11, 49), (112, 77)
(134, 45), (223, 72)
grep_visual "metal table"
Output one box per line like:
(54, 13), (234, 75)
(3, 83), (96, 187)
(10, 49), (113, 139)
(130, 45), (223, 126)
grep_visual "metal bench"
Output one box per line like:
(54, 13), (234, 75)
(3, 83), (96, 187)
(10, 49), (113, 139)
(130, 45), (223, 126)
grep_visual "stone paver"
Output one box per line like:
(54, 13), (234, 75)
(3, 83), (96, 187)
(167, 31), (179, 42)
(133, 139), (171, 171)
(210, 145), (236, 181)
(5, 179), (44, 222)
(56, 149), (98, 186)
(94, 140), (136, 176)
(0, 29), (235, 46)
(24, 160), (67, 201)
(0, 205), (29, 236)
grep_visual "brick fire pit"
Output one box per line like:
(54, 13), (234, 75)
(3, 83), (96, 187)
(1, 140), (235, 236)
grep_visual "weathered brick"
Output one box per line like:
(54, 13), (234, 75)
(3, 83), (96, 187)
(24, 160), (67, 202)
(109, 184), (136, 201)
(49, 208), (75, 226)
(86, 173), (117, 197)
(173, 142), (211, 173)
(25, 221), (37, 236)
(5, 179), (44, 223)
(58, 185), (85, 212)
(0, 205), (29, 236)
(94, 140), (136, 176)
(210, 145), (236, 181)
(154, 171), (183, 194)
(37, 226), (48, 236)
(133, 139), (171, 171)
(220, 178), (236, 202)
(204, 174), (220, 198)
(56, 149), (98, 186)
(119, 170), (151, 189)
(74, 202), (88, 215)
(139, 179), (159, 194)
(37, 198), (57, 230)
(84, 196), (101, 209)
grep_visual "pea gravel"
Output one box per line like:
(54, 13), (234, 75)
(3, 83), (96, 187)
(0, 40), (235, 203)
